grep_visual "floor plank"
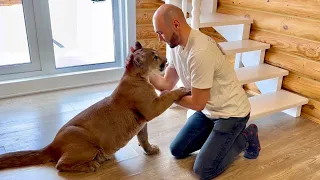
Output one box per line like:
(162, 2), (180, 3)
(0, 82), (319, 179)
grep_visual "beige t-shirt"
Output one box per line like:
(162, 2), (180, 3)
(168, 29), (251, 119)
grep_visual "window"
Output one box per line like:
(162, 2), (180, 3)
(0, 0), (41, 75)
(0, 0), (135, 84)
(49, 0), (116, 69)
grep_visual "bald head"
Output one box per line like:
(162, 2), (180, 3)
(153, 4), (187, 27)
(152, 4), (191, 48)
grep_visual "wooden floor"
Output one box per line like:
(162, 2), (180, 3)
(0, 82), (320, 180)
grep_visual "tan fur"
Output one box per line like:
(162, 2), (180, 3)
(0, 42), (190, 173)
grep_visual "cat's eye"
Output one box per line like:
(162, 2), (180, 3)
(154, 56), (158, 60)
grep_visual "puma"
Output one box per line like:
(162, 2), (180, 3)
(0, 42), (190, 173)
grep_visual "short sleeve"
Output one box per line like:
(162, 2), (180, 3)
(166, 47), (175, 69)
(189, 50), (216, 89)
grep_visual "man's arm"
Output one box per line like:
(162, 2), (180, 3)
(149, 67), (179, 91)
(175, 87), (210, 111)
(176, 48), (216, 111)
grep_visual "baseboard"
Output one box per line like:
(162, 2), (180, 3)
(0, 67), (124, 99)
(301, 112), (320, 124)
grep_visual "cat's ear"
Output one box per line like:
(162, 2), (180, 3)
(132, 50), (144, 67)
(135, 41), (143, 50)
(130, 46), (135, 53)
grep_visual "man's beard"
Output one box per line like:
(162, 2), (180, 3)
(168, 31), (180, 48)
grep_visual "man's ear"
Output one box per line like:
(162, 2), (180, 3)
(135, 41), (143, 50)
(173, 20), (180, 30)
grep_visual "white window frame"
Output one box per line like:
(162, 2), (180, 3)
(0, 0), (136, 98)
(0, 0), (41, 75)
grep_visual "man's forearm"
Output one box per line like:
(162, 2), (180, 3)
(149, 66), (179, 91)
(175, 96), (205, 111)
(149, 73), (171, 91)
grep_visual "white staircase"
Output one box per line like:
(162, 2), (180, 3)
(164, 0), (309, 121)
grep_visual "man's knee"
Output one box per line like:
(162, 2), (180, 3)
(193, 163), (220, 180)
(169, 142), (185, 158)
(193, 156), (222, 180)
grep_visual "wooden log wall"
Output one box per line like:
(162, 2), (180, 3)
(0, 0), (20, 6)
(216, 0), (320, 123)
(136, 0), (166, 56)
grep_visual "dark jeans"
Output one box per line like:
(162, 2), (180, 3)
(170, 111), (250, 180)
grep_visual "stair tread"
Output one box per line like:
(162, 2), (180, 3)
(186, 13), (253, 27)
(218, 40), (270, 55)
(249, 90), (309, 120)
(236, 64), (289, 85)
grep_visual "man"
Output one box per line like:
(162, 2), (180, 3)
(150, 4), (261, 180)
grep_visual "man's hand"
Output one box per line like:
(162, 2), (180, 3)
(149, 67), (179, 91)
(175, 87), (210, 111)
